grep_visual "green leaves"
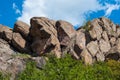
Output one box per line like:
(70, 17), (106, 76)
(0, 72), (10, 80)
(17, 55), (120, 80)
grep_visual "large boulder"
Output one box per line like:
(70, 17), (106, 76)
(11, 33), (29, 53)
(100, 17), (117, 37)
(13, 21), (30, 39)
(0, 25), (13, 42)
(80, 48), (93, 65)
(30, 17), (61, 58)
(30, 17), (57, 39)
(99, 39), (111, 54)
(87, 41), (99, 57)
(74, 30), (86, 56)
(89, 19), (103, 40)
(56, 20), (76, 53)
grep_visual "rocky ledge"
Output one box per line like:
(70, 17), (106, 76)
(0, 17), (120, 79)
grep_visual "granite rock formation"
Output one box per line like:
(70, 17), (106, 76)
(0, 17), (120, 79)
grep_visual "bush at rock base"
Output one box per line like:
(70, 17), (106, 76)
(16, 54), (120, 80)
(0, 72), (10, 80)
(107, 60), (120, 80)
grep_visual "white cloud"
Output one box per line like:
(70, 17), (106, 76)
(17, 0), (120, 26)
(104, 3), (120, 17)
(18, 0), (104, 26)
(13, 3), (21, 15)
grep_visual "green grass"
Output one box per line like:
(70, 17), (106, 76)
(11, 53), (31, 58)
(0, 72), (10, 80)
(16, 55), (120, 80)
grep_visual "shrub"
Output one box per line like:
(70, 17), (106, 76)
(17, 54), (120, 80)
(107, 60), (120, 80)
(17, 61), (41, 80)
(0, 72), (10, 80)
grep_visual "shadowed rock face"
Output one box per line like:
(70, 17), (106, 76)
(30, 17), (61, 58)
(0, 17), (120, 67)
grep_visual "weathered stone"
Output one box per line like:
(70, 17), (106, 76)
(102, 31), (109, 41)
(0, 25), (13, 39)
(30, 17), (61, 58)
(75, 30), (86, 49)
(0, 39), (15, 55)
(89, 19), (103, 40)
(117, 26), (120, 37)
(0, 39), (25, 80)
(14, 21), (30, 39)
(56, 20), (76, 46)
(108, 46), (117, 54)
(69, 48), (80, 60)
(100, 17), (113, 36)
(110, 37), (116, 47)
(116, 38), (120, 53)
(73, 30), (86, 55)
(80, 48), (93, 65)
(7, 58), (26, 80)
(12, 33), (29, 53)
(30, 17), (57, 39)
(3, 31), (13, 43)
(32, 57), (46, 69)
(87, 41), (99, 57)
(31, 35), (61, 57)
(96, 51), (105, 62)
(111, 23), (116, 32)
(99, 39), (111, 54)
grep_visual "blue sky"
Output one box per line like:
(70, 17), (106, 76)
(0, 0), (120, 29)
(0, 0), (23, 28)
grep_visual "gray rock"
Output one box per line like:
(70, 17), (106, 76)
(102, 31), (109, 41)
(99, 39), (111, 54)
(12, 33), (29, 53)
(30, 17), (61, 58)
(100, 17), (115, 36)
(80, 48), (93, 65)
(3, 31), (13, 43)
(0, 39), (26, 80)
(116, 38), (120, 53)
(89, 19), (103, 40)
(56, 20), (76, 47)
(0, 39), (15, 55)
(75, 30), (86, 49)
(73, 30), (86, 56)
(87, 41), (99, 57)
(32, 57), (46, 69)
(14, 21), (30, 40)
(96, 51), (105, 62)
(117, 26), (120, 37)
(0, 25), (13, 40)
(110, 37), (116, 47)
